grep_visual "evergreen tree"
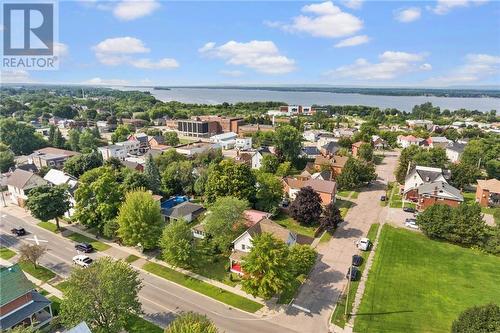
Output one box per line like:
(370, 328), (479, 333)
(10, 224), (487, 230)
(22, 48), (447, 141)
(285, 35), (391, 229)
(144, 154), (161, 194)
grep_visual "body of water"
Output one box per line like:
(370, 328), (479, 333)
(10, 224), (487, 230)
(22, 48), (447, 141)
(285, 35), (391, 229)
(118, 87), (499, 112)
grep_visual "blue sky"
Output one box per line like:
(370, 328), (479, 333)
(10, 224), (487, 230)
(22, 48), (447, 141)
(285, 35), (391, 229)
(3, 0), (500, 87)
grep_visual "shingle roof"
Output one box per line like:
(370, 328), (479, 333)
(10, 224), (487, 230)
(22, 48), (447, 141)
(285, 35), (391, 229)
(163, 202), (205, 219)
(0, 291), (51, 329)
(246, 218), (293, 243)
(417, 181), (463, 201)
(283, 177), (336, 194)
(446, 142), (466, 154)
(321, 141), (340, 154)
(477, 179), (500, 193)
(5, 169), (45, 189)
(0, 264), (34, 307)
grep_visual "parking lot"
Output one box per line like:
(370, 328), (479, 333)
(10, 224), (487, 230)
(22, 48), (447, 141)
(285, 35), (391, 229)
(386, 207), (421, 231)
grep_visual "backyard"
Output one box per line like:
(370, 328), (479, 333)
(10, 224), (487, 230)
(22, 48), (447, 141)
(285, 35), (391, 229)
(354, 225), (500, 333)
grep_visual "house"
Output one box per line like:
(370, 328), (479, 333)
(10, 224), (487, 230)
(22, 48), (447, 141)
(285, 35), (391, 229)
(476, 179), (500, 207)
(43, 169), (78, 217)
(235, 150), (263, 169)
(415, 181), (463, 210)
(161, 201), (205, 223)
(406, 119), (433, 130)
(148, 135), (165, 148)
(0, 264), (53, 330)
(403, 166), (451, 201)
(175, 142), (214, 157)
(98, 145), (127, 161)
(445, 142), (466, 163)
(115, 140), (140, 155)
(6, 169), (48, 207)
(316, 133), (337, 149)
(122, 160), (144, 172)
(234, 137), (252, 151)
(301, 146), (321, 159)
(333, 128), (358, 138)
(426, 136), (450, 149)
(397, 135), (424, 148)
(320, 141), (341, 157)
(28, 147), (80, 169)
(371, 135), (387, 150)
(210, 132), (238, 150)
(282, 177), (337, 205)
(313, 155), (348, 177)
(351, 141), (364, 157)
(229, 218), (313, 275)
(302, 130), (322, 142)
(127, 133), (149, 153)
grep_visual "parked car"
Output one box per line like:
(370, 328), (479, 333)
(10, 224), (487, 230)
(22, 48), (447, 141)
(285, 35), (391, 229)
(405, 218), (419, 229)
(11, 228), (26, 236)
(75, 243), (94, 253)
(352, 255), (363, 266)
(72, 255), (93, 268)
(346, 266), (359, 281)
(356, 238), (371, 251)
(380, 195), (386, 201)
(403, 207), (416, 213)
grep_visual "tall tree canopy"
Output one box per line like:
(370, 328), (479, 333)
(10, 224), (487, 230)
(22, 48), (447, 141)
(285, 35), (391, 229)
(289, 186), (322, 226)
(204, 160), (256, 203)
(0, 118), (45, 155)
(26, 184), (71, 230)
(337, 157), (377, 190)
(254, 171), (283, 215)
(144, 154), (161, 194)
(160, 219), (194, 267)
(451, 303), (500, 333)
(274, 125), (302, 164)
(63, 150), (103, 178)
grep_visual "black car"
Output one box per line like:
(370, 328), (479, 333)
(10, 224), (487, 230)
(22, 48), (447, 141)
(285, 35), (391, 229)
(346, 266), (359, 281)
(352, 255), (363, 267)
(380, 195), (387, 201)
(75, 243), (94, 253)
(11, 228), (26, 236)
(403, 207), (416, 213)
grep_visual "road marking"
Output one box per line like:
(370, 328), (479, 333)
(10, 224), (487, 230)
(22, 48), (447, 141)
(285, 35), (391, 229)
(291, 304), (311, 314)
(26, 235), (48, 245)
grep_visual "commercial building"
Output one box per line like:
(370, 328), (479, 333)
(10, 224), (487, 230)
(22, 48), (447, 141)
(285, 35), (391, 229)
(177, 118), (220, 138)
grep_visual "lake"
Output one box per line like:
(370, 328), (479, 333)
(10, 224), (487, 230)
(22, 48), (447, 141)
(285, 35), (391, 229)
(118, 87), (500, 112)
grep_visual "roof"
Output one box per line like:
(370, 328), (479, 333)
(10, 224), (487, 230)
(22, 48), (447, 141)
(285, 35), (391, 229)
(398, 135), (422, 142)
(229, 249), (248, 261)
(211, 132), (237, 141)
(477, 179), (500, 193)
(412, 165), (451, 182)
(283, 177), (336, 194)
(0, 291), (51, 330)
(417, 181), (463, 201)
(5, 169), (46, 190)
(302, 146), (320, 156)
(314, 155), (348, 169)
(43, 169), (77, 188)
(32, 147), (80, 158)
(352, 141), (364, 148)
(321, 141), (340, 154)
(64, 322), (93, 333)
(246, 218), (293, 243)
(0, 264), (35, 307)
(122, 160), (143, 171)
(243, 209), (271, 227)
(446, 142), (466, 154)
(148, 135), (165, 144)
(162, 201), (205, 219)
(430, 136), (450, 143)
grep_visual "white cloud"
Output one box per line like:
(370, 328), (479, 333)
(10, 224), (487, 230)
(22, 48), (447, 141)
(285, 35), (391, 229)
(334, 35), (370, 48)
(220, 70), (244, 77)
(427, 53), (500, 85)
(83, 77), (130, 85)
(326, 51), (430, 80)
(130, 58), (179, 69)
(430, 0), (488, 15)
(268, 1), (363, 38)
(199, 40), (296, 74)
(420, 63), (433, 71)
(93, 37), (150, 54)
(54, 42), (69, 57)
(113, 0), (160, 21)
(342, 0), (363, 9)
(0, 70), (35, 84)
(395, 7), (422, 22)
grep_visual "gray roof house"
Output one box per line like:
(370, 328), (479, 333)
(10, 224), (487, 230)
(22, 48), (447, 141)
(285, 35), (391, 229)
(6, 169), (48, 207)
(162, 202), (205, 223)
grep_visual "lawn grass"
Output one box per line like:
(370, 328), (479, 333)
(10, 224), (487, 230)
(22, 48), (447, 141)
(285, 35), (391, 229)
(337, 190), (352, 198)
(124, 314), (163, 333)
(37, 221), (63, 233)
(18, 261), (56, 282)
(275, 213), (317, 238)
(350, 191), (359, 199)
(53, 280), (71, 293)
(65, 232), (110, 251)
(336, 198), (354, 219)
(189, 256), (238, 287)
(142, 261), (263, 313)
(124, 254), (140, 263)
(49, 296), (62, 316)
(0, 247), (16, 260)
(354, 225), (500, 333)
(331, 223), (380, 327)
(320, 231), (333, 243)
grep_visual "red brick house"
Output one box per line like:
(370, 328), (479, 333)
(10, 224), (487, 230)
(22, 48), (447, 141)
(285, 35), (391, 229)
(415, 181), (463, 210)
(351, 141), (364, 157)
(476, 179), (500, 207)
(282, 177), (337, 205)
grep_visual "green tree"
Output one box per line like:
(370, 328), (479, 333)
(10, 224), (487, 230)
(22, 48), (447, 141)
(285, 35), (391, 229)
(165, 312), (218, 333)
(255, 171), (283, 215)
(156, 149), (186, 172)
(336, 158), (377, 190)
(485, 159), (500, 179)
(26, 185), (71, 230)
(320, 202), (343, 234)
(0, 144), (15, 172)
(63, 150), (103, 178)
(144, 154), (161, 194)
(395, 145), (421, 183)
(451, 303), (500, 333)
(241, 233), (292, 299)
(260, 154), (280, 174)
(449, 203), (488, 246)
(288, 244), (317, 277)
(413, 147), (449, 169)
(60, 257), (142, 333)
(74, 167), (123, 235)
(0, 118), (45, 155)
(163, 131), (180, 146)
(160, 219), (194, 267)
(161, 160), (195, 196)
(79, 129), (99, 153)
(416, 204), (454, 239)
(111, 124), (132, 143)
(121, 170), (150, 192)
(203, 196), (248, 252)
(19, 244), (46, 269)
(275, 161), (292, 177)
(449, 162), (480, 189)
(289, 186), (322, 226)
(117, 190), (163, 250)
(274, 125), (302, 164)
(67, 128), (81, 152)
(358, 143), (373, 162)
(205, 160), (256, 203)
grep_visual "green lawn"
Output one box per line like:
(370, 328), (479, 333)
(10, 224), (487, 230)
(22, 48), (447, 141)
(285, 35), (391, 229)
(189, 255), (238, 287)
(53, 280), (71, 293)
(336, 198), (354, 219)
(277, 274), (306, 304)
(37, 221), (64, 233)
(351, 191), (359, 199)
(19, 261), (56, 282)
(143, 262), (263, 313)
(320, 231), (333, 243)
(125, 254), (140, 263)
(337, 190), (352, 198)
(331, 224), (380, 327)
(124, 314), (163, 333)
(0, 247), (16, 260)
(275, 214), (317, 238)
(354, 225), (500, 333)
(49, 296), (62, 316)
(65, 232), (110, 251)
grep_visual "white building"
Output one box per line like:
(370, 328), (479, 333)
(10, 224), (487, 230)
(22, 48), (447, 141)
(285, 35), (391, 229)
(397, 135), (424, 148)
(446, 142), (466, 163)
(210, 132), (237, 150)
(43, 169), (78, 217)
(6, 169), (47, 207)
(98, 145), (127, 161)
(115, 140), (140, 155)
(403, 165), (451, 199)
(406, 119), (434, 130)
(303, 130), (321, 142)
(234, 137), (252, 151)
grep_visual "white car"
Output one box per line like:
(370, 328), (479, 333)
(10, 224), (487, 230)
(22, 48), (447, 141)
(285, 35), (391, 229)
(72, 255), (93, 268)
(405, 218), (419, 230)
(356, 238), (371, 251)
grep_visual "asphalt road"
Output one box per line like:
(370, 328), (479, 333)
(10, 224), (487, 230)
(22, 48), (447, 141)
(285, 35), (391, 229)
(0, 211), (302, 333)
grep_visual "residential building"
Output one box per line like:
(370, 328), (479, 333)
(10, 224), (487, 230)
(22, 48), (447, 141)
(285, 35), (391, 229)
(161, 201), (205, 223)
(98, 145), (127, 161)
(302, 130), (324, 142)
(316, 134), (337, 149)
(313, 155), (349, 177)
(43, 169), (78, 217)
(210, 132), (238, 150)
(28, 147), (80, 169)
(127, 133), (149, 152)
(234, 137), (252, 151)
(406, 119), (433, 130)
(371, 135), (387, 150)
(320, 141), (340, 157)
(235, 147), (272, 169)
(445, 142), (466, 163)
(115, 140), (140, 155)
(426, 136), (450, 149)
(397, 135), (424, 148)
(0, 264), (53, 330)
(415, 181), (463, 210)
(122, 160), (144, 172)
(175, 142), (215, 157)
(333, 128), (358, 138)
(301, 146), (321, 159)
(476, 179), (500, 207)
(351, 141), (364, 157)
(6, 169), (48, 207)
(177, 118), (220, 138)
(148, 135), (165, 147)
(403, 166), (451, 201)
(282, 177), (337, 205)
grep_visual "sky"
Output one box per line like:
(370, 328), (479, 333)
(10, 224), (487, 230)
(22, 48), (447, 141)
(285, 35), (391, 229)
(1, 0), (500, 87)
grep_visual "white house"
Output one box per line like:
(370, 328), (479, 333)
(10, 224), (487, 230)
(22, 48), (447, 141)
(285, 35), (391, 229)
(175, 142), (215, 157)
(115, 140), (140, 155)
(6, 169), (47, 207)
(446, 142), (466, 163)
(210, 132), (237, 150)
(98, 145), (127, 161)
(303, 130), (321, 142)
(427, 136), (450, 149)
(397, 135), (424, 148)
(43, 169), (78, 217)
(403, 165), (451, 201)
(406, 119), (433, 130)
(234, 137), (252, 151)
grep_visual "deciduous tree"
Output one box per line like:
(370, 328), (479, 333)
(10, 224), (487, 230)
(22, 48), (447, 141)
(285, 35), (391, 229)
(451, 303), (500, 333)
(165, 312), (218, 333)
(63, 150), (103, 178)
(289, 186), (322, 226)
(255, 171), (283, 215)
(274, 125), (302, 164)
(260, 154), (280, 174)
(358, 143), (373, 162)
(160, 219), (194, 267)
(0, 118), (45, 155)
(19, 244), (46, 269)
(163, 131), (180, 146)
(205, 160), (256, 203)
(320, 202), (343, 233)
(288, 244), (317, 277)
(26, 184), (71, 230)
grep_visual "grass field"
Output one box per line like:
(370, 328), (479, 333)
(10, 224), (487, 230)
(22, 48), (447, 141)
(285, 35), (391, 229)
(0, 247), (16, 260)
(275, 214), (317, 238)
(124, 315), (163, 333)
(124, 254), (140, 263)
(336, 198), (354, 219)
(354, 225), (500, 333)
(189, 255), (238, 287)
(49, 296), (62, 316)
(143, 261), (263, 313)
(19, 261), (56, 282)
(331, 224), (380, 327)
(65, 232), (110, 251)
(37, 221), (63, 233)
